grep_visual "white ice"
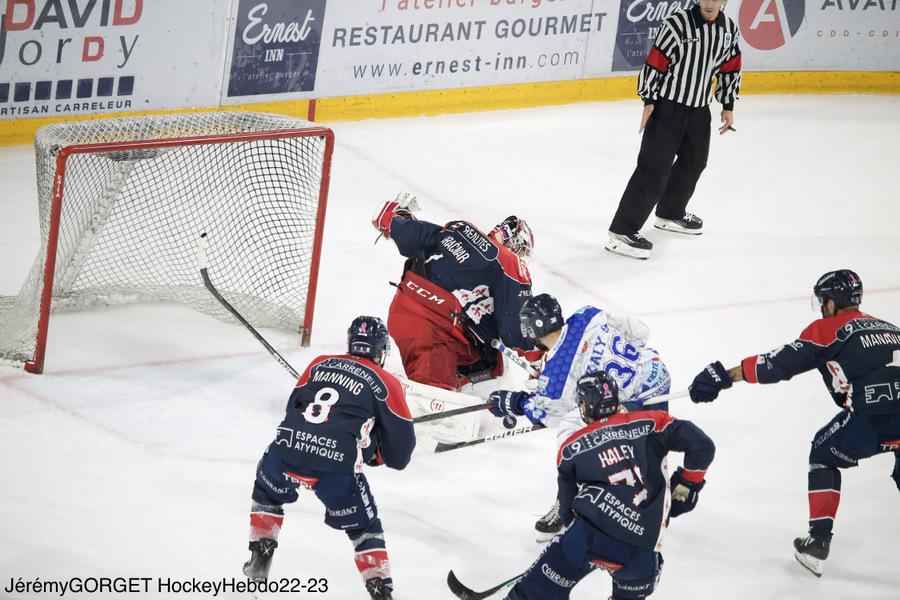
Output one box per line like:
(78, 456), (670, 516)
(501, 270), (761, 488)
(1, 95), (899, 600)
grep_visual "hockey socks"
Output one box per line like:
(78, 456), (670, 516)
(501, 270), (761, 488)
(249, 501), (285, 541)
(350, 519), (394, 594)
(807, 464), (841, 540)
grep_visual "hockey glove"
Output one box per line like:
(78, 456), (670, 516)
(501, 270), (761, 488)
(489, 390), (527, 418)
(689, 361), (732, 403)
(669, 467), (706, 518)
(520, 395), (548, 425)
(372, 192), (420, 239)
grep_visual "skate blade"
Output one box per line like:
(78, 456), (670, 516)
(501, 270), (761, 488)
(794, 551), (824, 577)
(535, 530), (561, 544)
(604, 242), (650, 260)
(654, 219), (703, 235)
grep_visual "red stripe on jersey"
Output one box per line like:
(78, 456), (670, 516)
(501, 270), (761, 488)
(741, 355), (759, 384)
(799, 310), (871, 347)
(557, 410), (675, 466)
(808, 489), (840, 520)
(719, 53), (741, 74)
(680, 469), (706, 484)
(645, 46), (670, 73)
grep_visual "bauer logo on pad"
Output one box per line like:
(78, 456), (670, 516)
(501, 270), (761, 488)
(228, 0), (327, 97)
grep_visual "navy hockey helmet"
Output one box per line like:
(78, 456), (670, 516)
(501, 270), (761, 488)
(347, 316), (390, 366)
(519, 294), (563, 342)
(491, 216), (534, 258)
(577, 371), (620, 422)
(812, 269), (862, 311)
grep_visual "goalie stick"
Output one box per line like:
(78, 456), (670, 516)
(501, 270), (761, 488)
(197, 232), (486, 426)
(447, 569), (522, 600)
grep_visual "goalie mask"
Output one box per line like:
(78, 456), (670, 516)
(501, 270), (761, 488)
(347, 316), (390, 366)
(490, 216), (534, 259)
(576, 371), (620, 423)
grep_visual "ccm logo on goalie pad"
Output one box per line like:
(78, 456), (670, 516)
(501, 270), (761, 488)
(404, 280), (445, 305)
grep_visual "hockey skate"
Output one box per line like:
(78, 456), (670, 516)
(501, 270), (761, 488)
(654, 212), (703, 235)
(604, 232), (652, 260)
(793, 535), (830, 577)
(535, 500), (564, 543)
(243, 538), (278, 582)
(364, 577), (394, 599)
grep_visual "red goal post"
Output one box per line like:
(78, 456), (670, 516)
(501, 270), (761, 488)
(0, 112), (335, 373)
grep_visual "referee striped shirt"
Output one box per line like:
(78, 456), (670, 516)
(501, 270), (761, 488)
(638, 5), (742, 110)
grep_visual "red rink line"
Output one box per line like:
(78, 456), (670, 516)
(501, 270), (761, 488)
(0, 350), (268, 382)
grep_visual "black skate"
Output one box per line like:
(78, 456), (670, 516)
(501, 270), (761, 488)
(535, 499), (563, 543)
(243, 538), (278, 582)
(654, 212), (703, 235)
(605, 232), (652, 260)
(364, 577), (394, 599)
(793, 535), (830, 577)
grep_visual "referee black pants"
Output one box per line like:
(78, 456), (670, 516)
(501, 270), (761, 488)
(610, 99), (711, 235)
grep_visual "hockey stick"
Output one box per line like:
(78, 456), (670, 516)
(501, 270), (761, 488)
(491, 339), (538, 377)
(198, 233), (490, 426)
(641, 389), (689, 406)
(434, 423), (546, 453)
(447, 569), (522, 600)
(198, 233), (302, 380)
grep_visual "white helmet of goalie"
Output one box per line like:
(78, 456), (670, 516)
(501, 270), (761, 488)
(490, 216), (534, 259)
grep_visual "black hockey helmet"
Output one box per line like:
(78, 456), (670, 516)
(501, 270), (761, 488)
(577, 371), (620, 422)
(347, 316), (390, 366)
(490, 216), (534, 258)
(813, 269), (862, 311)
(519, 293), (563, 342)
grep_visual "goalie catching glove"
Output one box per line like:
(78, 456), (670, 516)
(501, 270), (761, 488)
(372, 191), (420, 239)
(488, 390), (547, 425)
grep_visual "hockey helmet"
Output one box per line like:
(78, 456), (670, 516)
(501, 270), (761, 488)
(812, 269), (862, 312)
(491, 216), (534, 259)
(519, 294), (563, 342)
(347, 316), (390, 366)
(577, 371), (620, 422)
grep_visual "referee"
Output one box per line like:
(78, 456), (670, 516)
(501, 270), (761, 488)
(606, 0), (742, 260)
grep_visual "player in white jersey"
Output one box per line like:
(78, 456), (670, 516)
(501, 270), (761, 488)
(488, 293), (672, 540)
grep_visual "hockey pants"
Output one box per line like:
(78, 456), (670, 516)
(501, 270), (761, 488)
(806, 410), (900, 539)
(249, 450), (392, 584)
(505, 518), (662, 600)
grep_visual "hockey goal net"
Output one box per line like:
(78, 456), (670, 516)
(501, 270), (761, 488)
(0, 111), (334, 373)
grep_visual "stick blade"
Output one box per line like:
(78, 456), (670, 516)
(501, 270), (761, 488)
(447, 570), (481, 600)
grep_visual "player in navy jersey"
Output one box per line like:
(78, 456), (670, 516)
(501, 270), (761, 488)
(689, 269), (900, 576)
(498, 372), (715, 600)
(373, 192), (538, 390)
(242, 316), (415, 600)
(488, 293), (672, 541)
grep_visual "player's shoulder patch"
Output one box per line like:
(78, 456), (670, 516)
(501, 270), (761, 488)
(800, 310), (870, 347)
(366, 361), (412, 421)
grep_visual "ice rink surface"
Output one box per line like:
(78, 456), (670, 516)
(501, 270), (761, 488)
(1, 95), (899, 599)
